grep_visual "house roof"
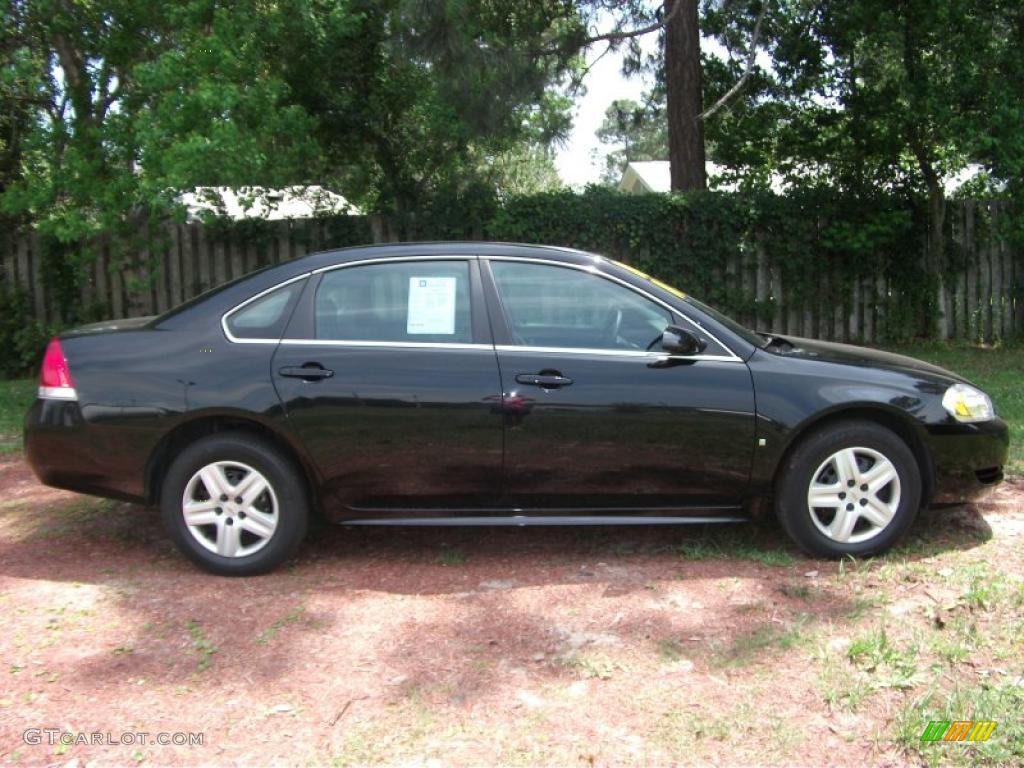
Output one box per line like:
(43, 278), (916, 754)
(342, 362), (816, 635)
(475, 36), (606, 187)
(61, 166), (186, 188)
(619, 161), (672, 194)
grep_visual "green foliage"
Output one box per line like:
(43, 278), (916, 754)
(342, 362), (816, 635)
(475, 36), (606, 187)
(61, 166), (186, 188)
(0, 378), (36, 453)
(0, 0), (579, 249)
(0, 287), (57, 379)
(595, 99), (667, 184)
(487, 186), (925, 339)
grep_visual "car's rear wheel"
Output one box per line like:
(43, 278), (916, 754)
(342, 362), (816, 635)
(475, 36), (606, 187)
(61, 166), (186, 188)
(775, 420), (921, 558)
(160, 432), (308, 575)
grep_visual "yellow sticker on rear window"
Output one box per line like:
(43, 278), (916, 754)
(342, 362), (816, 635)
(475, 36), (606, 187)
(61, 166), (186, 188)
(611, 260), (653, 280)
(610, 260), (687, 300)
(651, 277), (687, 300)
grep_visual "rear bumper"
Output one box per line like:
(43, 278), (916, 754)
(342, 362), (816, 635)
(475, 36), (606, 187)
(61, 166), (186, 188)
(926, 418), (1009, 505)
(24, 398), (147, 503)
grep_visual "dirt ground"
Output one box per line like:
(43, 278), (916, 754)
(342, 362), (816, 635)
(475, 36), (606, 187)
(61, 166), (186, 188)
(0, 454), (1022, 767)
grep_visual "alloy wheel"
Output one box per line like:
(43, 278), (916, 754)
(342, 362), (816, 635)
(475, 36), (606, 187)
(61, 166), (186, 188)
(806, 446), (901, 544)
(181, 461), (279, 558)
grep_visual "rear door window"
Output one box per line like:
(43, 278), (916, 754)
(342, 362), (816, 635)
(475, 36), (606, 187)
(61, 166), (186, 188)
(315, 261), (472, 344)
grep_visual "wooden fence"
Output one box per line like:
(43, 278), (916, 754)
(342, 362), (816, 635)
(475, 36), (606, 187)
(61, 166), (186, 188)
(1, 202), (1021, 343)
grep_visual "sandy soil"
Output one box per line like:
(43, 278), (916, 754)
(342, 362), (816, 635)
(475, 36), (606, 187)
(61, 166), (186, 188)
(0, 455), (1021, 767)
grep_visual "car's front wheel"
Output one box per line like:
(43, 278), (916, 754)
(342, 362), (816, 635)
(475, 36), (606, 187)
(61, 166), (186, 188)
(775, 420), (921, 558)
(160, 432), (308, 575)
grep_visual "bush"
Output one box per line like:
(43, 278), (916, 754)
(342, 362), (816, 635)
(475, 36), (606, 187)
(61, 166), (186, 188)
(0, 287), (58, 378)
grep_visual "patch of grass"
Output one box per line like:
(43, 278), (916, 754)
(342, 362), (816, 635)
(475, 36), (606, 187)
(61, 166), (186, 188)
(778, 581), (815, 600)
(565, 652), (618, 680)
(818, 658), (873, 712)
(659, 701), (802, 761)
(886, 342), (1023, 475)
(436, 548), (467, 566)
(893, 681), (1024, 766)
(256, 604), (305, 646)
(330, 697), (439, 767)
(657, 637), (686, 663)
(676, 528), (798, 566)
(186, 621), (217, 672)
(960, 565), (1003, 611)
(716, 615), (808, 666)
(929, 614), (981, 666)
(847, 625), (920, 690)
(0, 378), (34, 454)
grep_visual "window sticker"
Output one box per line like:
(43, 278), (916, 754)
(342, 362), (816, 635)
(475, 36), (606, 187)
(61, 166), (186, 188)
(407, 276), (457, 334)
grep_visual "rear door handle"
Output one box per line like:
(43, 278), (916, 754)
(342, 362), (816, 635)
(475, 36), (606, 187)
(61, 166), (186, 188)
(279, 364), (334, 381)
(515, 373), (573, 388)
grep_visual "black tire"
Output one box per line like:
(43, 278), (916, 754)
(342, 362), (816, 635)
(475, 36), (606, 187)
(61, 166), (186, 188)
(775, 420), (921, 558)
(160, 432), (309, 575)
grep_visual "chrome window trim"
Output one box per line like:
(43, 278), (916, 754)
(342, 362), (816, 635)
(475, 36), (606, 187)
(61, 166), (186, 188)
(221, 273), (311, 344)
(484, 255), (742, 362)
(278, 339), (491, 351)
(220, 253), (743, 363)
(311, 254), (476, 275)
(494, 344), (739, 363)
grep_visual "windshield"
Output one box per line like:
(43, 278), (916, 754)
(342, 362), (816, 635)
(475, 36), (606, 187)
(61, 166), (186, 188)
(609, 259), (765, 348)
(681, 295), (765, 348)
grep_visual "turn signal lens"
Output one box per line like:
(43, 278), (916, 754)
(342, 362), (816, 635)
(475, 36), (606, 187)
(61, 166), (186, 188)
(941, 383), (994, 423)
(38, 338), (77, 400)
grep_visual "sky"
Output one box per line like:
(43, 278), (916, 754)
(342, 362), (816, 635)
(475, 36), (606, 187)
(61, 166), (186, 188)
(554, 41), (658, 188)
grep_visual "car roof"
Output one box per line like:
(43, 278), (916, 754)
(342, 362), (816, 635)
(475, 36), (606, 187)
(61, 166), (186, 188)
(154, 242), (608, 327)
(155, 239), (759, 360)
(289, 241), (603, 272)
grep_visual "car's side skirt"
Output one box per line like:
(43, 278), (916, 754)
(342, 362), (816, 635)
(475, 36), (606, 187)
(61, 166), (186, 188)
(339, 514), (747, 526)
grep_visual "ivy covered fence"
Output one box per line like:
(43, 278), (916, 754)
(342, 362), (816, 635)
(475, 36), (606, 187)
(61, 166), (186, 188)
(0, 189), (1021, 375)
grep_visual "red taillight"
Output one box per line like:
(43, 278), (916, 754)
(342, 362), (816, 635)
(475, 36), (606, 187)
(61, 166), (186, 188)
(39, 338), (76, 398)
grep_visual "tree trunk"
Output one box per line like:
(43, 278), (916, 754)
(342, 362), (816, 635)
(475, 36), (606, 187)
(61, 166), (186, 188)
(926, 182), (948, 338)
(664, 0), (706, 191)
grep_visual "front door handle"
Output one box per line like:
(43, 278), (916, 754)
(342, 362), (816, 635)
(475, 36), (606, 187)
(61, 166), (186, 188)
(279, 364), (334, 381)
(515, 373), (573, 388)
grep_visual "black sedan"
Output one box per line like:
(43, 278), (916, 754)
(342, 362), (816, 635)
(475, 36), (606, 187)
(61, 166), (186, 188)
(25, 243), (1008, 574)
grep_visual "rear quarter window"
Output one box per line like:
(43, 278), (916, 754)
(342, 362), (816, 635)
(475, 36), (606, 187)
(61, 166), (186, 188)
(225, 280), (305, 340)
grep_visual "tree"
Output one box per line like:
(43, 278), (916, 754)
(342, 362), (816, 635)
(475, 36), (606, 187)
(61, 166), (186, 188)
(664, 0), (706, 190)
(730, 0), (1024, 331)
(1, 1), (321, 243)
(548, 0), (768, 191)
(595, 98), (666, 183)
(0, 0), (580, 240)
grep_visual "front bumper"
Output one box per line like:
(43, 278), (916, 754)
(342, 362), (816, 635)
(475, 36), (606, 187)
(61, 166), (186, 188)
(925, 418), (1010, 505)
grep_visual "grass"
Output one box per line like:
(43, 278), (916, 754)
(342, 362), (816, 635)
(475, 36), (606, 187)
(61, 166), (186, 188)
(713, 614), (809, 666)
(676, 527), (798, 566)
(186, 620), (218, 672)
(564, 652), (618, 680)
(436, 547), (467, 566)
(256, 603), (306, 646)
(846, 624), (921, 690)
(887, 341), (1024, 475)
(894, 681), (1024, 766)
(0, 378), (34, 454)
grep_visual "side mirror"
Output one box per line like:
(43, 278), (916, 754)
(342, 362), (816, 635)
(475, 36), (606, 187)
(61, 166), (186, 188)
(661, 325), (707, 356)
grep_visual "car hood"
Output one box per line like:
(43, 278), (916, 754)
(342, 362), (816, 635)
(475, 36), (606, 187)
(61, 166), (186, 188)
(773, 336), (966, 382)
(62, 316), (156, 337)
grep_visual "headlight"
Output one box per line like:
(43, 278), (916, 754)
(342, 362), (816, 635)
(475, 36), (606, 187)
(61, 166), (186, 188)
(941, 383), (995, 423)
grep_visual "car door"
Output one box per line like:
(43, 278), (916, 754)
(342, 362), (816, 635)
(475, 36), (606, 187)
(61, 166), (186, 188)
(271, 256), (504, 516)
(483, 257), (756, 513)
